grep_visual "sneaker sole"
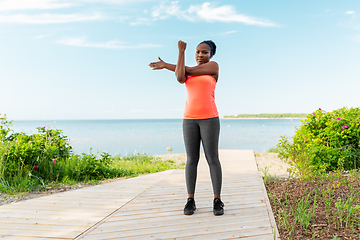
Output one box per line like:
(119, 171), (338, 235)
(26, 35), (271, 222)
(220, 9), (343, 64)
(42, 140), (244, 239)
(184, 208), (196, 215)
(213, 210), (224, 216)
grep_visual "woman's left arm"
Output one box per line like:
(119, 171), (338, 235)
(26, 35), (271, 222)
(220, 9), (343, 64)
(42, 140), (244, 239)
(149, 57), (219, 79)
(185, 61), (219, 76)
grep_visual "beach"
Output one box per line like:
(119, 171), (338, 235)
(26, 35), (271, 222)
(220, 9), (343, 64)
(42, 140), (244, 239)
(156, 152), (292, 180)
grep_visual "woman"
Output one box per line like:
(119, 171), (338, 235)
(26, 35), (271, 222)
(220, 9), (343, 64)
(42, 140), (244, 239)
(149, 40), (224, 216)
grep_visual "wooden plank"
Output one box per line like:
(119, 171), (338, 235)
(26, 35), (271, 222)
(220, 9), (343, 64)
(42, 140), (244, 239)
(117, 192), (265, 205)
(0, 214), (103, 221)
(0, 204), (122, 211)
(112, 202), (267, 213)
(0, 237), (67, 240)
(100, 211), (269, 229)
(174, 231), (275, 240)
(109, 203), (268, 217)
(0, 209), (111, 215)
(224, 235), (274, 240)
(88, 215), (270, 234)
(0, 223), (86, 232)
(0, 228), (78, 238)
(83, 221), (273, 239)
(88, 220), (272, 238)
(107, 208), (270, 222)
(0, 217), (93, 226)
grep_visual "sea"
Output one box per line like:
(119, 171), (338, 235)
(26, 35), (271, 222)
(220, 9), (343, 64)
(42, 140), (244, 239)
(10, 119), (302, 156)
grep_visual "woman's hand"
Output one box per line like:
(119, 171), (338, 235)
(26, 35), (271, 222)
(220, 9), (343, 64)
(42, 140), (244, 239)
(149, 57), (166, 70)
(178, 40), (187, 52)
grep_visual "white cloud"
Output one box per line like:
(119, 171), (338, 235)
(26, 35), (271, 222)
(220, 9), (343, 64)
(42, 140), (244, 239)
(152, 1), (182, 20)
(130, 17), (152, 26)
(0, 0), (75, 11)
(190, 2), (277, 26)
(0, 13), (102, 24)
(81, 0), (151, 3)
(151, 1), (278, 27)
(222, 30), (237, 35)
(56, 36), (162, 49)
(0, 0), (152, 10)
(346, 11), (355, 15)
(118, 16), (130, 23)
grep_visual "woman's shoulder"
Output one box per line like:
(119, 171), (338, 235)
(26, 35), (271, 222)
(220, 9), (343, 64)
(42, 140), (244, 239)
(208, 61), (218, 67)
(195, 61), (218, 68)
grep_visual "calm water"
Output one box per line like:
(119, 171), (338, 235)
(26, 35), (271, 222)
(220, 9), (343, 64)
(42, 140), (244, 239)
(11, 119), (302, 156)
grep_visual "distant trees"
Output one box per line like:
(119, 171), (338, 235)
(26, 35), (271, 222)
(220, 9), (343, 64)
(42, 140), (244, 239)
(223, 113), (308, 119)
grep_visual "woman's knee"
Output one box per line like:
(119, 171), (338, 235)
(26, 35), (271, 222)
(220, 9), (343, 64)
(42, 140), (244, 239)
(206, 158), (221, 168)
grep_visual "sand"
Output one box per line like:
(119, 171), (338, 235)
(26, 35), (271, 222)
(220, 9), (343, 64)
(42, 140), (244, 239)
(156, 152), (292, 180)
(254, 152), (293, 181)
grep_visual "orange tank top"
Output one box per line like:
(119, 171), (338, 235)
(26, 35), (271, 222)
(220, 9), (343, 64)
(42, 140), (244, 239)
(183, 75), (219, 119)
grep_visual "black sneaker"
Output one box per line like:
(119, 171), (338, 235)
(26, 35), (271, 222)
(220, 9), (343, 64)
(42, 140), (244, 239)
(213, 198), (224, 216)
(184, 198), (196, 215)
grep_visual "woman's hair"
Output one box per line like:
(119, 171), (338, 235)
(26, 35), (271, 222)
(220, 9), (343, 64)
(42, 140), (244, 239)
(199, 40), (216, 56)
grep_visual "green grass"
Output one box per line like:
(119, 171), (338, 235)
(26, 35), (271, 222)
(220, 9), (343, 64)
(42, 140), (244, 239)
(0, 153), (185, 194)
(267, 171), (360, 239)
(267, 147), (281, 153)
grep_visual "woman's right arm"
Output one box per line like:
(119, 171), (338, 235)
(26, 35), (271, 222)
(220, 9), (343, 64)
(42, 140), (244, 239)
(175, 41), (187, 84)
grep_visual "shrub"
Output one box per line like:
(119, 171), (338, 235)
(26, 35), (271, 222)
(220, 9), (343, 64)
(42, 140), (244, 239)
(58, 152), (116, 181)
(276, 107), (360, 178)
(0, 114), (183, 193)
(0, 114), (73, 190)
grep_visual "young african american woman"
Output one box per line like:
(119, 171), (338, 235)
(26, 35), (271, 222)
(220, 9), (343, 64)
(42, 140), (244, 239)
(149, 40), (224, 216)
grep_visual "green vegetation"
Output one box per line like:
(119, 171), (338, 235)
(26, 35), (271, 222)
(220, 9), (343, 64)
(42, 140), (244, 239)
(267, 171), (360, 239)
(223, 113), (307, 119)
(276, 107), (360, 178)
(267, 147), (281, 153)
(267, 107), (360, 239)
(0, 114), (184, 194)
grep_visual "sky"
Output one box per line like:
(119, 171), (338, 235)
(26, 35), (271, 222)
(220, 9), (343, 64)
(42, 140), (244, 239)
(0, 0), (359, 120)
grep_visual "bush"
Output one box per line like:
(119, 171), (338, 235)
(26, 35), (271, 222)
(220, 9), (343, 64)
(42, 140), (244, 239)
(0, 114), (73, 190)
(276, 107), (360, 178)
(0, 114), (183, 193)
(58, 152), (117, 181)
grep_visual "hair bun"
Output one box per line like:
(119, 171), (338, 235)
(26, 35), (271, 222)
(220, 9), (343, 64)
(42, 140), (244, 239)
(200, 40), (216, 55)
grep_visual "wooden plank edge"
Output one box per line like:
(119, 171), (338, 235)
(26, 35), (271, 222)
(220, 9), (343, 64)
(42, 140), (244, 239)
(256, 170), (280, 240)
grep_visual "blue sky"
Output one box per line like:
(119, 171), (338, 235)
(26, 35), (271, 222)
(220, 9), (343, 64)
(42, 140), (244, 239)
(0, 0), (359, 120)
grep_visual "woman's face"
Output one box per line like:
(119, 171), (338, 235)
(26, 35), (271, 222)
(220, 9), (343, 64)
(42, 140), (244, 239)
(195, 43), (212, 65)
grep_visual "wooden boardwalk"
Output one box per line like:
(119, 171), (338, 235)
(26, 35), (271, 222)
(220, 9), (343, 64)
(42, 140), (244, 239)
(0, 150), (279, 239)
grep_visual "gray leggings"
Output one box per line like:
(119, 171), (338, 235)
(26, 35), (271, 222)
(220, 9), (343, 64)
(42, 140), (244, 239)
(183, 117), (222, 195)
